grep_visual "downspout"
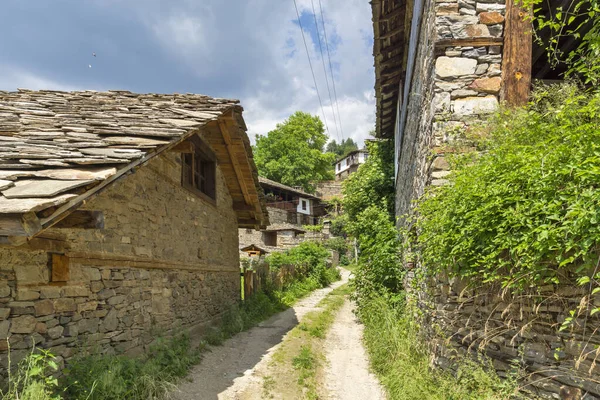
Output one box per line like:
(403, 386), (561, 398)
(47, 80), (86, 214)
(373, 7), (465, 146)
(394, 0), (426, 182)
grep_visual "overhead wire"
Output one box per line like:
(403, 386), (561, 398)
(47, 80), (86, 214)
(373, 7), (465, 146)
(310, 0), (339, 141)
(292, 0), (331, 136)
(317, 0), (345, 142)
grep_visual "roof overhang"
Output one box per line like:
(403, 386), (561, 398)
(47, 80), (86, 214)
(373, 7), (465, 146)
(372, 0), (410, 139)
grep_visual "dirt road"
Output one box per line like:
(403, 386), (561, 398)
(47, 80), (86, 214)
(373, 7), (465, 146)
(172, 269), (384, 399)
(322, 299), (386, 400)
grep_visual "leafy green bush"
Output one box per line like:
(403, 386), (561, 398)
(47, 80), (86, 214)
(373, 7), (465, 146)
(416, 85), (600, 290)
(351, 206), (402, 303)
(360, 296), (521, 400)
(324, 237), (351, 265)
(342, 139), (395, 229)
(266, 241), (334, 285)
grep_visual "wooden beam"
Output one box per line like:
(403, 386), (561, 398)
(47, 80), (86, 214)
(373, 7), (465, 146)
(501, 0), (533, 106)
(233, 202), (256, 212)
(168, 141), (194, 153)
(217, 118), (255, 215)
(436, 37), (504, 48)
(379, 25), (404, 40)
(53, 210), (104, 230)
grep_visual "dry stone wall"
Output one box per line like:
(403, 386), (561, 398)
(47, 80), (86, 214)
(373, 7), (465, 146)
(0, 148), (240, 373)
(399, 0), (600, 397)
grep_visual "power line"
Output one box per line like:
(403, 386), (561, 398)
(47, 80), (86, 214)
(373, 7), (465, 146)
(292, 0), (330, 136)
(318, 0), (345, 142)
(310, 0), (339, 141)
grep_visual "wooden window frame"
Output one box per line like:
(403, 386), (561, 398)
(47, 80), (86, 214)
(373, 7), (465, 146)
(181, 135), (217, 205)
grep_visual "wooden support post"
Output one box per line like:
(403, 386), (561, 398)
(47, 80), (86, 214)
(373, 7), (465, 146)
(501, 0), (533, 106)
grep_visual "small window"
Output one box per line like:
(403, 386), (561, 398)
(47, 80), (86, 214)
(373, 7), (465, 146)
(262, 231), (277, 247)
(337, 163), (341, 171)
(302, 200), (307, 211)
(182, 135), (216, 201)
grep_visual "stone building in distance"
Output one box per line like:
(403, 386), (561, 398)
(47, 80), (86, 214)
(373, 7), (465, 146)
(239, 177), (326, 254)
(0, 90), (268, 370)
(334, 148), (368, 181)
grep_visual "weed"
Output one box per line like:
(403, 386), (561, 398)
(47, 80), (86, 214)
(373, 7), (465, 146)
(0, 341), (60, 400)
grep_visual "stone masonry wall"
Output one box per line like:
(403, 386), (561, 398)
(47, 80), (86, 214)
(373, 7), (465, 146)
(399, 0), (600, 397)
(0, 145), (240, 372)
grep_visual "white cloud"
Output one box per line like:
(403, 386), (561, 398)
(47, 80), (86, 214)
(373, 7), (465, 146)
(144, 0), (375, 147)
(0, 65), (78, 92)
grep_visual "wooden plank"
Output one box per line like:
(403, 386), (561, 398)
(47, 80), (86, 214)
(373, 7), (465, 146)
(501, 0), (533, 106)
(51, 253), (70, 282)
(53, 210), (104, 229)
(233, 201), (256, 212)
(436, 37), (504, 48)
(1, 179), (94, 199)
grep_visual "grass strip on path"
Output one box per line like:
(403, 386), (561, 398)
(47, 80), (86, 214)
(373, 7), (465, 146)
(262, 283), (351, 400)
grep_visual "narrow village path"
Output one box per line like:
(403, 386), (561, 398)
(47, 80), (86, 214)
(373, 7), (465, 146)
(322, 298), (386, 400)
(172, 269), (351, 400)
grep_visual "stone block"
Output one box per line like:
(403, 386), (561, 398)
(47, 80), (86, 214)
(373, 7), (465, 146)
(97, 288), (115, 300)
(40, 286), (62, 299)
(469, 76), (502, 94)
(432, 157), (451, 171)
(34, 299), (55, 316)
(476, 3), (505, 13)
(77, 301), (98, 313)
(47, 325), (64, 339)
(35, 322), (47, 334)
(15, 264), (48, 285)
(90, 281), (104, 293)
(16, 289), (40, 301)
(10, 315), (36, 334)
(85, 268), (102, 281)
(63, 324), (78, 337)
(436, 56), (478, 78)
(9, 302), (34, 315)
(54, 298), (76, 313)
(479, 11), (504, 24)
(434, 92), (452, 113)
(102, 309), (119, 332)
(453, 95), (499, 116)
(0, 284), (11, 298)
(0, 320), (10, 338)
(63, 286), (90, 297)
(0, 308), (10, 320)
(437, 3), (459, 14)
(107, 295), (126, 306)
(464, 24), (490, 37)
(77, 317), (99, 334)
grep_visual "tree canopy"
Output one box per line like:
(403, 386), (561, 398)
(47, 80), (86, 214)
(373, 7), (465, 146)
(326, 138), (359, 158)
(253, 111), (336, 193)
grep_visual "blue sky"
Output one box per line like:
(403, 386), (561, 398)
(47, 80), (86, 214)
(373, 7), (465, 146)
(0, 0), (375, 146)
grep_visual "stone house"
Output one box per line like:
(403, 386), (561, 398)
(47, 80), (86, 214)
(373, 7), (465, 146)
(372, 0), (598, 397)
(0, 90), (268, 370)
(334, 148), (368, 181)
(239, 177), (326, 254)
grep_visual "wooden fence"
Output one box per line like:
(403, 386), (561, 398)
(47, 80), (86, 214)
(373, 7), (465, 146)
(241, 261), (298, 300)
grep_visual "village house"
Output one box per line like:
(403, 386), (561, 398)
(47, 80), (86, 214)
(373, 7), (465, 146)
(239, 177), (325, 254)
(0, 90), (268, 370)
(372, 0), (597, 397)
(334, 148), (368, 181)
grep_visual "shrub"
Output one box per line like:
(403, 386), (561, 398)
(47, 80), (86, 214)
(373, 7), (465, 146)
(351, 206), (402, 303)
(416, 85), (600, 290)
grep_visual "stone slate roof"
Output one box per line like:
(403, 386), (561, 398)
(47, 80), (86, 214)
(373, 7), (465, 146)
(0, 89), (269, 238)
(263, 223), (307, 233)
(258, 176), (320, 200)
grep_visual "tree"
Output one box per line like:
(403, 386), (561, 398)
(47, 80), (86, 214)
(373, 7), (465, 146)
(326, 138), (359, 158)
(254, 111), (336, 193)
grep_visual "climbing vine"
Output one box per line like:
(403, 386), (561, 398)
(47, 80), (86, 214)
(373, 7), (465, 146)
(415, 85), (600, 291)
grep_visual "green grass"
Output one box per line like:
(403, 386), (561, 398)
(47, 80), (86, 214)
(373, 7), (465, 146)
(360, 295), (524, 400)
(59, 269), (341, 400)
